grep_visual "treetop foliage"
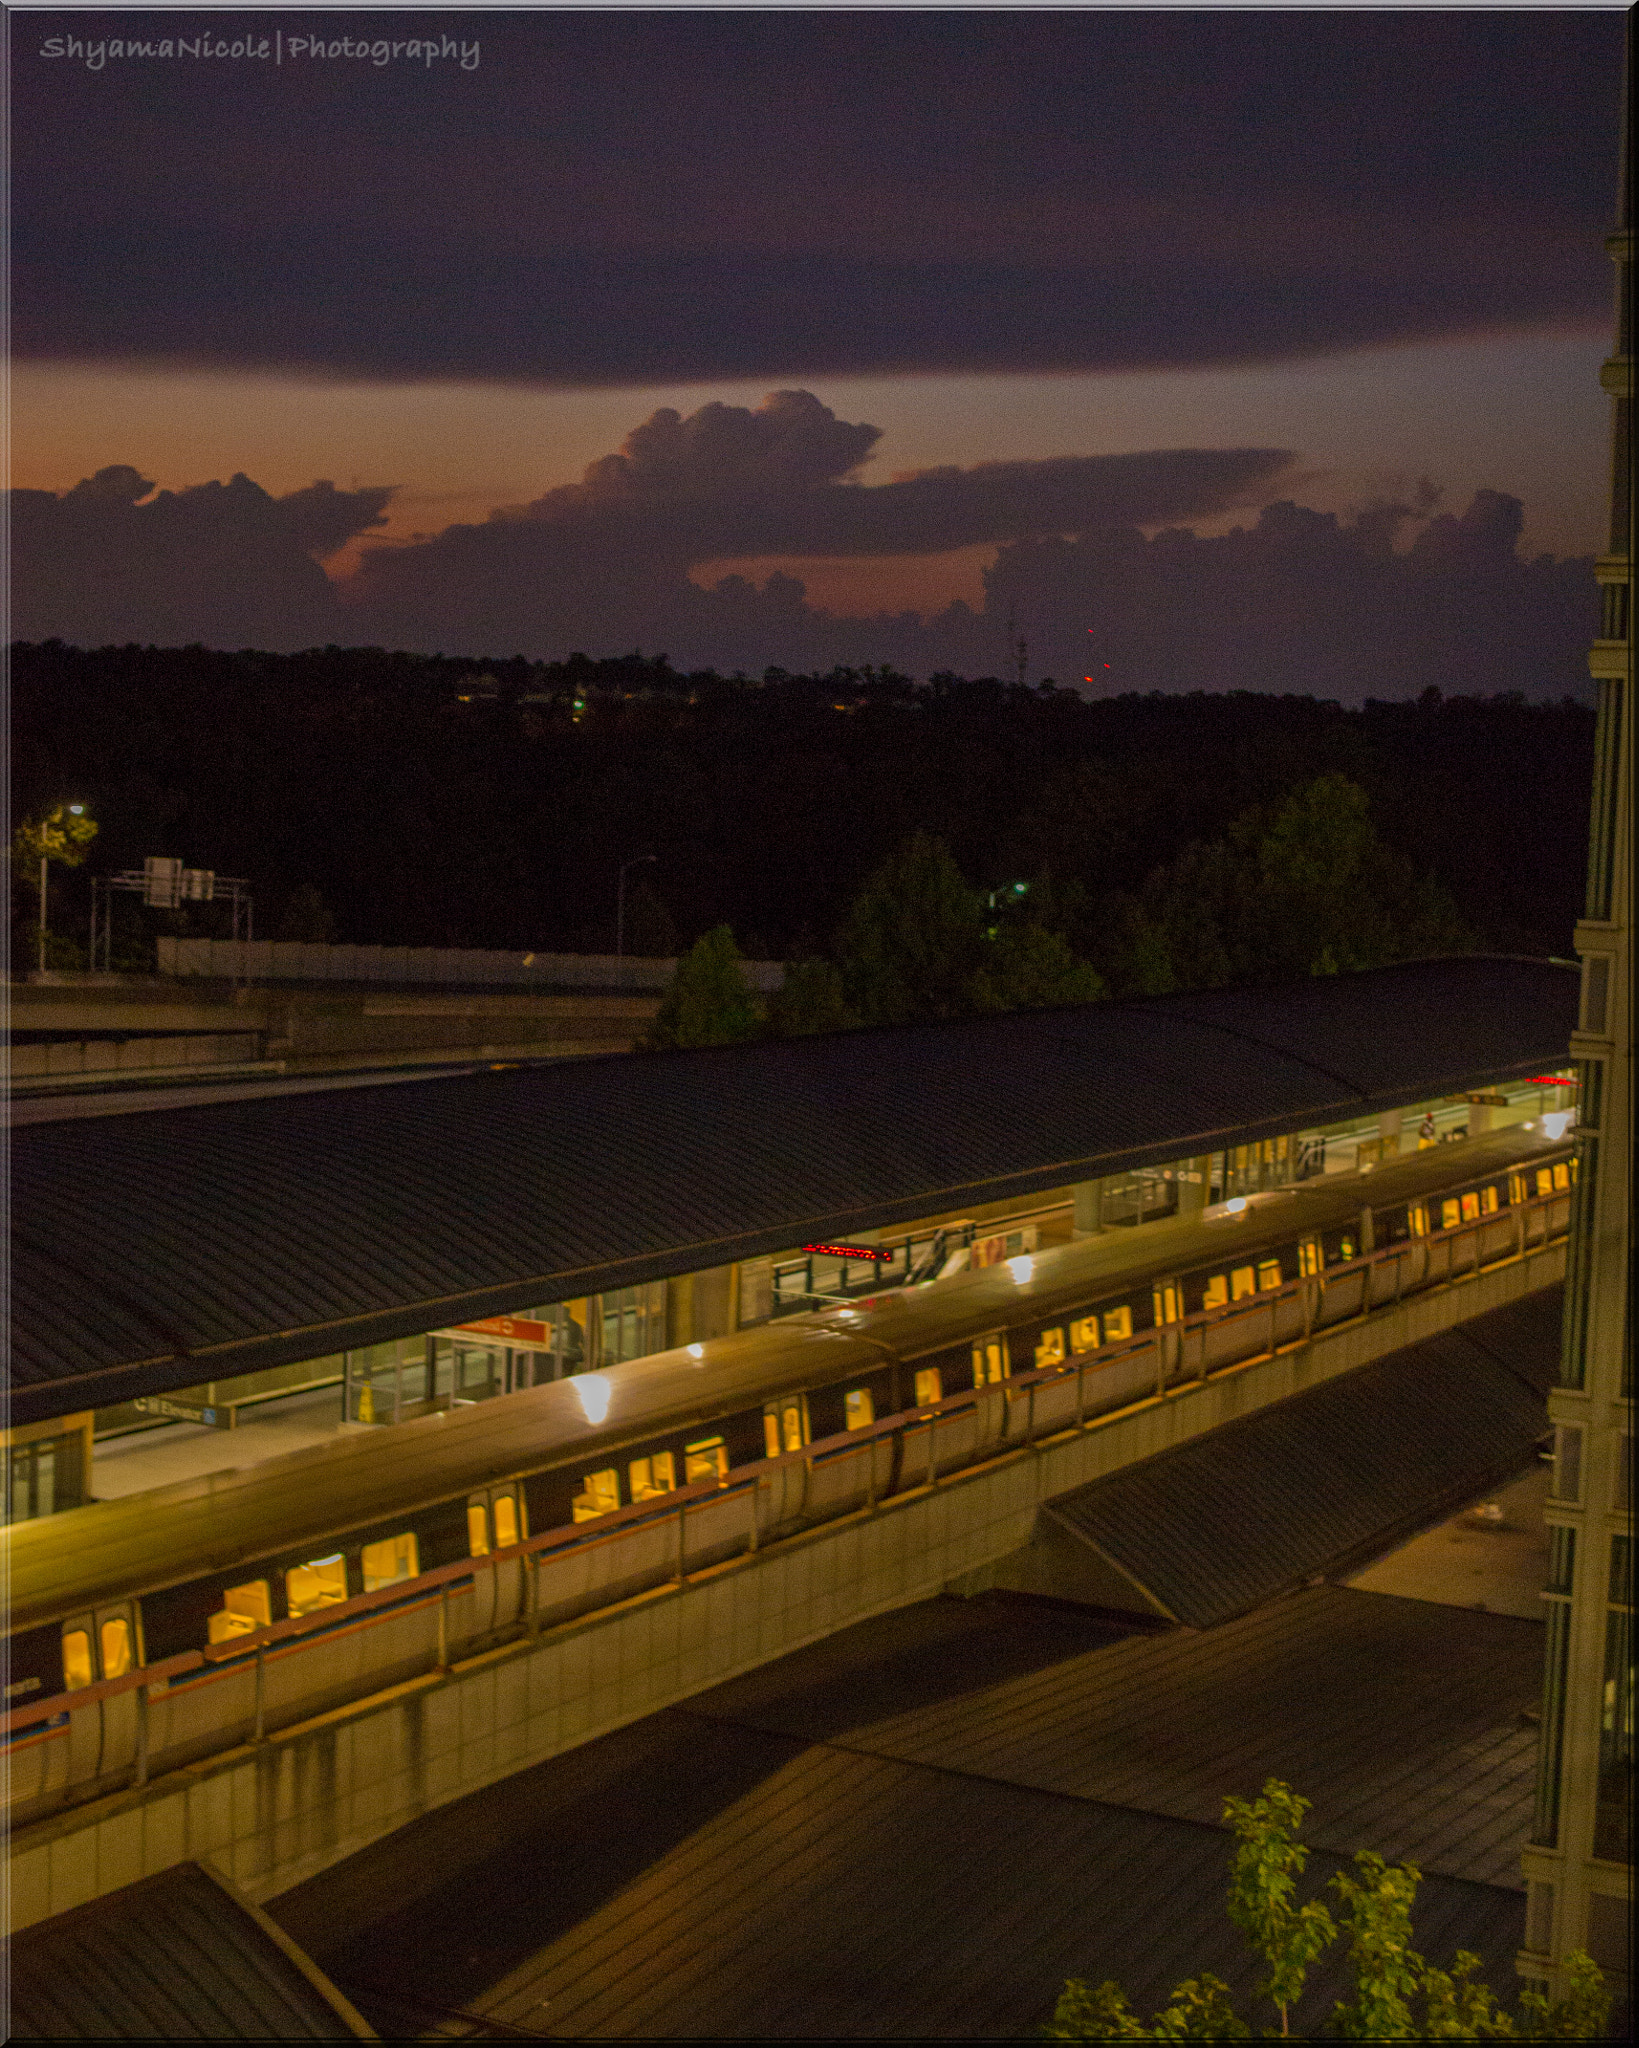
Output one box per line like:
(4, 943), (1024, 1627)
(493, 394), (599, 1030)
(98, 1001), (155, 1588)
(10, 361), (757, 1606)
(1044, 1780), (1612, 2043)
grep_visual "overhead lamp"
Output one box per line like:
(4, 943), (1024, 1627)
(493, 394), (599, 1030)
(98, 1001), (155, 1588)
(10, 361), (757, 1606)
(1007, 1254), (1034, 1285)
(1225, 1196), (1248, 1215)
(686, 1343), (705, 1361)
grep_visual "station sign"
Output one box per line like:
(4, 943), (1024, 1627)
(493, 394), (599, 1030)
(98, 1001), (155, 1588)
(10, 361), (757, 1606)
(455, 1315), (551, 1344)
(133, 1394), (228, 1427)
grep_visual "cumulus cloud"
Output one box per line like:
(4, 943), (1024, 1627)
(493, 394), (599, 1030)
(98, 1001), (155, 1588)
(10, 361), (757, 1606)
(6, 406), (1595, 700)
(341, 391), (1294, 652)
(977, 489), (1596, 698)
(9, 467), (391, 649)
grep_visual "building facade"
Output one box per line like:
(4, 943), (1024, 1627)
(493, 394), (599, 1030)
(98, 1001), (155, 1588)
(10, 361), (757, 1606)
(1518, 75), (1633, 2006)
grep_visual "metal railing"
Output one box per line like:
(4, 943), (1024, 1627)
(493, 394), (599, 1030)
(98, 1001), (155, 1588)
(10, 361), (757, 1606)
(2, 1185), (1569, 1811)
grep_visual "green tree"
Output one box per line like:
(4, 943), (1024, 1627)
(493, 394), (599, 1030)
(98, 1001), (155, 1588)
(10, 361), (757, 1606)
(976, 921), (1106, 1010)
(645, 925), (762, 1048)
(1044, 1780), (1612, 2043)
(835, 831), (990, 1026)
(1222, 1781), (1337, 2036)
(12, 802), (99, 973)
(1141, 776), (1474, 992)
(766, 956), (858, 1037)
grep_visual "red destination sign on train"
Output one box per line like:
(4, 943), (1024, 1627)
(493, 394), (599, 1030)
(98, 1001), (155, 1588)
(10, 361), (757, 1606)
(457, 1315), (550, 1343)
(802, 1242), (891, 1261)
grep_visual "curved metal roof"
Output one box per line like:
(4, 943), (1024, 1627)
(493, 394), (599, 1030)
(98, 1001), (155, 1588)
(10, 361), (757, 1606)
(1047, 1285), (1560, 1628)
(8, 955), (1575, 1426)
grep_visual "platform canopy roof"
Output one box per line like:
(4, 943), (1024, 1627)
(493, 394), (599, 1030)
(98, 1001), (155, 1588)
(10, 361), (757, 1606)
(9, 955), (1576, 1426)
(1046, 1284), (1562, 1629)
(8, 1861), (376, 2040)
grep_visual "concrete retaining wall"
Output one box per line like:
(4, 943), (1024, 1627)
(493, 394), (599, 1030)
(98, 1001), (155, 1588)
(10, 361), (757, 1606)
(157, 938), (786, 992)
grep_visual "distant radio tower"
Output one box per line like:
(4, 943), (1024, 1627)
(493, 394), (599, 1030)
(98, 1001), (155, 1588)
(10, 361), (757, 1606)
(1005, 607), (1028, 686)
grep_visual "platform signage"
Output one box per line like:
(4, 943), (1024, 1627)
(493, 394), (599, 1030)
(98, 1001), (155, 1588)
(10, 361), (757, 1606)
(456, 1315), (551, 1344)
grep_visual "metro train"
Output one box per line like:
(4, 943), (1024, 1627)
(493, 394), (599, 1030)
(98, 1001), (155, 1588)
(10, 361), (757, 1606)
(3, 1123), (1574, 1824)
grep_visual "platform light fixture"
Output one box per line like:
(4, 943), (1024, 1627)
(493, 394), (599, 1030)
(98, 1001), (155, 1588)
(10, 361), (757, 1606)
(573, 1376), (612, 1425)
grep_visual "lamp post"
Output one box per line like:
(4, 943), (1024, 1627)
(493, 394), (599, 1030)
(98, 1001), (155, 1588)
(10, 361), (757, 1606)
(615, 853), (658, 981)
(25, 802), (94, 975)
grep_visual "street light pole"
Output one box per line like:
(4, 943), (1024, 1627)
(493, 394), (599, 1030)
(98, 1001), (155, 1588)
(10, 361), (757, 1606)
(615, 853), (658, 982)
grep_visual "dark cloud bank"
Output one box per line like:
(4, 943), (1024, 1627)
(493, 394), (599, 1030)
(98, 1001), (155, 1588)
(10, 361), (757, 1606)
(10, 393), (1597, 701)
(14, 11), (1623, 386)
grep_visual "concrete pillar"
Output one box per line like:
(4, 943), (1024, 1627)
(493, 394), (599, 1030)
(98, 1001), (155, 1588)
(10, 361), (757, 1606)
(1468, 1097), (1494, 1136)
(1177, 1157), (1210, 1221)
(686, 1263), (738, 1342)
(1072, 1178), (1104, 1236)
(667, 1272), (696, 1350)
(1378, 1107), (1403, 1158)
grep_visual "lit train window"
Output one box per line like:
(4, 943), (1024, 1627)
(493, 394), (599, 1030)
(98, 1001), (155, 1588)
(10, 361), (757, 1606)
(763, 1399), (807, 1453)
(1297, 1240), (1321, 1278)
(1553, 1163), (1570, 1192)
(629, 1453), (677, 1500)
(1441, 1199), (1461, 1231)
(100, 1618), (133, 1679)
(1536, 1168), (1554, 1197)
(845, 1389), (875, 1428)
(572, 1469), (621, 1521)
(972, 1334), (1009, 1384)
(1509, 1174), (1527, 1206)
(914, 1367), (943, 1406)
(1256, 1261), (1282, 1292)
(1152, 1285), (1181, 1326)
(1035, 1328), (1066, 1369)
(1103, 1306), (1134, 1342)
(286, 1555), (347, 1617)
(467, 1503), (491, 1556)
(1483, 1186), (1500, 1214)
(209, 1580), (272, 1643)
(1070, 1315), (1101, 1352)
(361, 1536), (418, 1593)
(685, 1437), (728, 1485)
(1231, 1267), (1257, 1302)
(493, 1494), (520, 1548)
(1409, 1205), (1429, 1237)
(1569, 1156), (1578, 1183)
(61, 1627), (93, 1691)
(1203, 1276), (1229, 1311)
(1460, 1193), (1481, 1224)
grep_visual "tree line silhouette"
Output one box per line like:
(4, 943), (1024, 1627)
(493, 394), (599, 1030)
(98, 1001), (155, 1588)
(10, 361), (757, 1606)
(11, 642), (1593, 990)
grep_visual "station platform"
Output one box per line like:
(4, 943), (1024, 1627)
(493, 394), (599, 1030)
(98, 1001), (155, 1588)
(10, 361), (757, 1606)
(266, 1460), (1571, 2041)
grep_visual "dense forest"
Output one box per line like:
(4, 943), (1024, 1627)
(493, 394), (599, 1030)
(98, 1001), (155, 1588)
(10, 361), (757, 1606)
(11, 642), (1593, 998)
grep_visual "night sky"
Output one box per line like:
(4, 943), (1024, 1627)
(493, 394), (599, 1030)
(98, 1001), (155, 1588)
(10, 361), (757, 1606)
(10, 7), (1627, 689)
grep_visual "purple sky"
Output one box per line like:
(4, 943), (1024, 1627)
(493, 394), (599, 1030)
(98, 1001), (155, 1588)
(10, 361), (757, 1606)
(10, 7), (1626, 690)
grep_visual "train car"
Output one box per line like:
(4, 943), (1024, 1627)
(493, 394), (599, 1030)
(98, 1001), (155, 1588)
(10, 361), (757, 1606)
(3, 1123), (1575, 1822)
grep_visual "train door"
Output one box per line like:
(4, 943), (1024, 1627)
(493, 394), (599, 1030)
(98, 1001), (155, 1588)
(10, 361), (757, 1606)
(60, 1600), (141, 1781)
(971, 1331), (1009, 1387)
(763, 1394), (809, 1458)
(466, 1483), (528, 1634)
